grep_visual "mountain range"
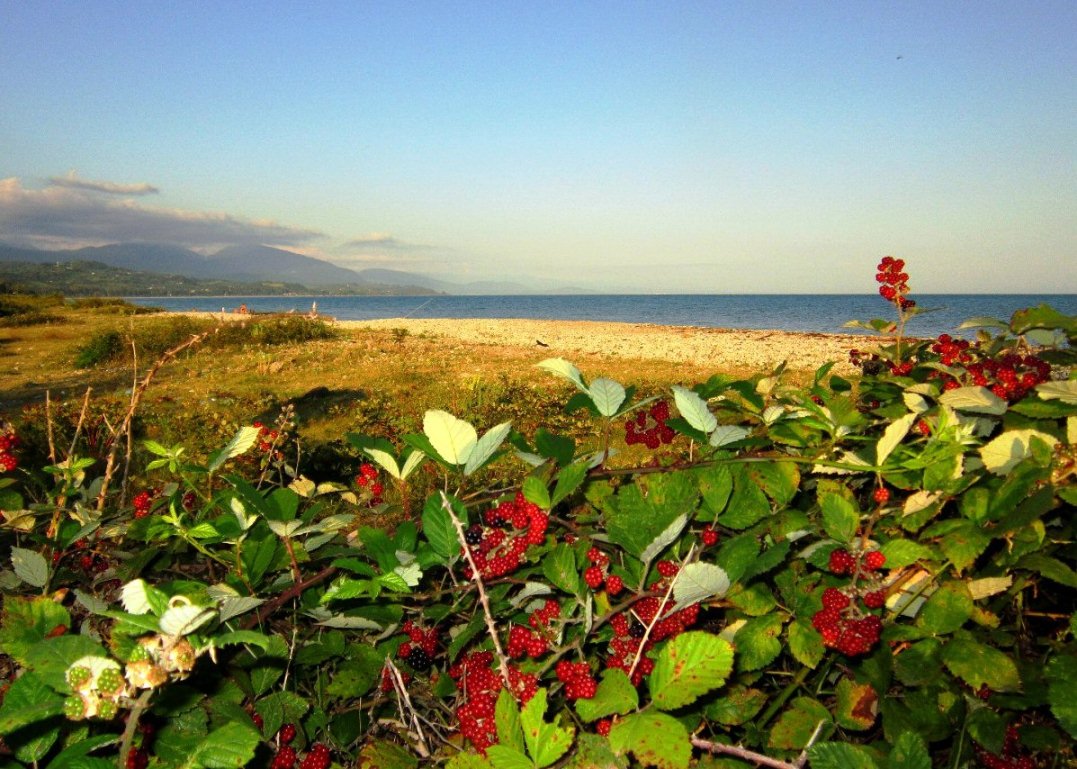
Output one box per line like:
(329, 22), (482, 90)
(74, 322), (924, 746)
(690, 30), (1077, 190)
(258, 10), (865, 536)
(0, 242), (589, 295)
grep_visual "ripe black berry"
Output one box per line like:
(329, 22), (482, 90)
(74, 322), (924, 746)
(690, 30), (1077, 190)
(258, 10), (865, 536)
(408, 646), (432, 671)
(464, 526), (484, 546)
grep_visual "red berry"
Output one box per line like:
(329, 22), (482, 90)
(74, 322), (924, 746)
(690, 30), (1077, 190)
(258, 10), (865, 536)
(656, 561), (678, 578)
(828, 549), (855, 575)
(701, 526), (719, 546)
(584, 566), (605, 590)
(596, 719), (612, 736)
(862, 589), (887, 609)
(278, 723), (297, 745)
(873, 487), (890, 505)
(863, 551), (886, 572)
(606, 575), (624, 596)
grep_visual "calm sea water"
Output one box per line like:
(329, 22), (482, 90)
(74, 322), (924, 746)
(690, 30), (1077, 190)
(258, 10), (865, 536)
(128, 294), (1076, 338)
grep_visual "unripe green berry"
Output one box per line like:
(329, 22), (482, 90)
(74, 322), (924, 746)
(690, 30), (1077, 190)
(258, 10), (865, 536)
(96, 667), (123, 695)
(66, 665), (92, 691)
(63, 695), (86, 720)
(96, 699), (119, 720)
(128, 643), (150, 663)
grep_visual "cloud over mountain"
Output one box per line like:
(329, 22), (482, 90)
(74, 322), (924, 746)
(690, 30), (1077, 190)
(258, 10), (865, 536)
(0, 176), (323, 249)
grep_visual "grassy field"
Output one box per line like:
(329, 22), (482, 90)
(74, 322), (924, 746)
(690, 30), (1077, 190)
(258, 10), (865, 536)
(1, 297), (839, 501)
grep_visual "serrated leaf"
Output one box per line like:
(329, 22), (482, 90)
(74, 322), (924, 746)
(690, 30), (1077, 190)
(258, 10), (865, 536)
(589, 377), (626, 417)
(649, 631), (734, 710)
(464, 421), (512, 475)
(120, 579), (159, 615)
(672, 561), (730, 609)
(709, 424), (750, 447)
(495, 688), (525, 753)
(358, 740), (420, 769)
(820, 493), (859, 544)
(672, 386), (717, 434)
(979, 429), (1058, 475)
(941, 638), (1021, 692)
(363, 448), (401, 480)
(806, 742), (879, 769)
(423, 409), (477, 466)
(0, 671), (63, 761)
(207, 425), (260, 473)
(522, 475), (551, 509)
(608, 712), (690, 769)
(11, 547), (48, 588)
(536, 358), (586, 391)
(888, 731), (931, 769)
(519, 689), (574, 768)
(733, 614), (783, 671)
(183, 721), (261, 769)
(787, 620), (825, 669)
(485, 746), (532, 769)
(543, 543), (581, 595)
(835, 678), (877, 731)
(1045, 655), (1077, 738)
(400, 450), (425, 479)
(768, 697), (832, 750)
(551, 459), (589, 507)
(641, 513), (687, 564)
(575, 669), (638, 722)
(1036, 380), (1077, 404)
(421, 493), (463, 559)
(159, 602), (216, 637)
(876, 412), (916, 465)
(938, 386), (1008, 415)
(918, 581), (973, 635)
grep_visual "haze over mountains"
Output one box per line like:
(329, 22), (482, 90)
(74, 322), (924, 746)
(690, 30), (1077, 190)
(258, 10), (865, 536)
(0, 242), (588, 295)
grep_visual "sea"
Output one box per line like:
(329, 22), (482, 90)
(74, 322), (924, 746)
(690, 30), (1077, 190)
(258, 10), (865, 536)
(127, 294), (1077, 339)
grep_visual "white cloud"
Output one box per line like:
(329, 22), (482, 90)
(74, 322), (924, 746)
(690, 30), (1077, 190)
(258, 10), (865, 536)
(0, 176), (322, 249)
(48, 170), (159, 196)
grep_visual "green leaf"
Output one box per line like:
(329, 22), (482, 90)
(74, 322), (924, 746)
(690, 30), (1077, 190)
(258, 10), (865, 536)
(820, 493), (859, 544)
(703, 686), (767, 726)
(522, 475), (551, 510)
(787, 620), (825, 669)
(672, 561), (730, 609)
(672, 385), (717, 434)
(768, 697), (831, 750)
(605, 474), (696, 559)
(713, 534), (760, 583)
(1036, 379), (1077, 404)
(918, 581), (973, 635)
(567, 733), (629, 769)
(326, 644), (386, 697)
(24, 635), (108, 692)
(358, 740), (420, 769)
(11, 547), (48, 588)
(979, 429), (1058, 475)
(649, 631), (734, 710)
(254, 691), (309, 740)
(933, 519), (991, 573)
(183, 722), (261, 769)
(0, 596), (71, 664)
(879, 539), (934, 569)
(43, 733), (120, 769)
(877, 413), (916, 465)
(536, 358), (586, 391)
(938, 386), (1008, 415)
(0, 671), (63, 762)
(733, 614), (784, 672)
(834, 678), (878, 731)
(887, 731), (931, 769)
(608, 712), (691, 769)
(940, 638), (1021, 693)
(551, 460), (589, 507)
(207, 425), (260, 473)
(1045, 654), (1077, 739)
(486, 746), (533, 769)
(465, 421), (512, 475)
(1018, 553), (1077, 588)
(422, 492), (465, 559)
(589, 377), (626, 417)
(495, 688), (525, 754)
(640, 514), (687, 564)
(519, 689), (574, 768)
(575, 669), (638, 722)
(543, 544), (581, 596)
(717, 465), (769, 530)
(423, 409), (477, 466)
(363, 447), (402, 480)
(806, 742), (879, 769)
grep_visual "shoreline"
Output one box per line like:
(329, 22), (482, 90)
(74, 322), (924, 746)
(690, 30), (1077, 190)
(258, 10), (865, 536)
(175, 311), (864, 371)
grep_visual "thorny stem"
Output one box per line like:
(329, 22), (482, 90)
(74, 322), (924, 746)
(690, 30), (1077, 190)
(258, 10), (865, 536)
(627, 545), (694, 681)
(440, 491), (513, 688)
(118, 689), (154, 769)
(241, 565), (338, 630)
(281, 535), (303, 586)
(690, 736), (800, 769)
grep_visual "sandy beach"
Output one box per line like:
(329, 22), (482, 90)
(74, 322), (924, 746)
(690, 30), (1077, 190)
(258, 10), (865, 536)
(181, 311), (864, 372)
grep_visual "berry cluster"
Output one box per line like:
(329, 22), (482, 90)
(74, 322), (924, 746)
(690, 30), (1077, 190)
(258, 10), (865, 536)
(252, 420), (284, 460)
(355, 462), (384, 505)
(975, 725), (1033, 769)
(810, 548), (888, 656)
(397, 620), (439, 672)
(606, 614), (655, 686)
(132, 488), (157, 519)
(63, 659), (130, 720)
(556, 660), (597, 700)
(449, 651), (537, 753)
(461, 493), (549, 579)
(299, 744), (331, 769)
(875, 256), (915, 311)
(507, 624), (548, 659)
(528, 598), (561, 630)
(583, 546), (613, 591)
(625, 400), (676, 449)
(700, 525), (720, 547)
(123, 634), (197, 691)
(0, 423), (18, 472)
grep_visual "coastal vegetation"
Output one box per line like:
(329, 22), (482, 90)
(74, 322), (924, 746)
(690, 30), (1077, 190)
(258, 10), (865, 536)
(0, 264), (1074, 769)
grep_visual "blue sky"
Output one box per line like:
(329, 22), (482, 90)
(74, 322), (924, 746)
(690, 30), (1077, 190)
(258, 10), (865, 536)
(1, 1), (1074, 292)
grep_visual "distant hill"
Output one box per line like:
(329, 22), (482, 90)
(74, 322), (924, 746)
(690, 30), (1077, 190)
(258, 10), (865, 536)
(210, 244), (372, 286)
(0, 260), (437, 297)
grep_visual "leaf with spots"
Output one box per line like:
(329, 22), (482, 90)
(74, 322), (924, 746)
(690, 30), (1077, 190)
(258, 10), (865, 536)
(649, 631), (734, 711)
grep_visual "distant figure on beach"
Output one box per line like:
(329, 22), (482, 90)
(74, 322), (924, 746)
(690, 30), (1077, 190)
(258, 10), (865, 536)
(237, 304), (249, 314)
(310, 301), (318, 318)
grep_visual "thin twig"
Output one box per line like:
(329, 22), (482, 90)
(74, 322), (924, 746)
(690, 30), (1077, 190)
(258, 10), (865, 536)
(45, 391), (57, 464)
(793, 719), (827, 768)
(627, 544), (695, 681)
(691, 736), (798, 769)
(440, 491), (512, 687)
(67, 387), (93, 459)
(240, 565), (338, 630)
(95, 331), (212, 511)
(386, 657), (431, 758)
